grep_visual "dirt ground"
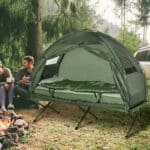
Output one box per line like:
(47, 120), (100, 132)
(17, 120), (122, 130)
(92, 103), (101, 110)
(11, 102), (150, 150)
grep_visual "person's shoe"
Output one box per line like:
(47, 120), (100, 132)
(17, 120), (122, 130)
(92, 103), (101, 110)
(8, 104), (15, 110)
(1, 106), (7, 112)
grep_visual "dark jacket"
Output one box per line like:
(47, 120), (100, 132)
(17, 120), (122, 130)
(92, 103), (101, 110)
(15, 67), (32, 89)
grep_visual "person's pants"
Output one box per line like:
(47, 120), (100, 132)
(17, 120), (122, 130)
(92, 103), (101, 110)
(0, 83), (14, 107)
(14, 85), (31, 100)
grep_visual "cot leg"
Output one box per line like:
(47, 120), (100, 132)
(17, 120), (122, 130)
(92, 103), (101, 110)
(126, 111), (143, 138)
(75, 106), (90, 130)
(33, 101), (59, 122)
(48, 104), (60, 114)
(38, 101), (59, 114)
(78, 106), (98, 120)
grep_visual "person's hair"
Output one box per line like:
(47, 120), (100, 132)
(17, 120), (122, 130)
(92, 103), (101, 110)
(24, 56), (34, 64)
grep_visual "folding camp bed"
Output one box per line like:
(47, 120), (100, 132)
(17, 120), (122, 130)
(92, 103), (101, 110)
(32, 79), (145, 138)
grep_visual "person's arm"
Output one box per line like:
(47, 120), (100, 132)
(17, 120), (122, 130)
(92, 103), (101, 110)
(0, 82), (5, 85)
(6, 68), (14, 82)
(15, 68), (30, 85)
(3, 68), (13, 90)
(15, 69), (24, 84)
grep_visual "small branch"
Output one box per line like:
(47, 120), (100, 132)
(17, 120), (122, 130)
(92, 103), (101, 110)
(54, 0), (60, 9)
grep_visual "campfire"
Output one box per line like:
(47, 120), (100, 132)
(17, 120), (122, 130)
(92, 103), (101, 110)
(0, 118), (11, 131)
(0, 110), (29, 149)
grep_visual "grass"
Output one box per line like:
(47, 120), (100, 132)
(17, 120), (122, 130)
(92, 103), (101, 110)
(10, 86), (150, 150)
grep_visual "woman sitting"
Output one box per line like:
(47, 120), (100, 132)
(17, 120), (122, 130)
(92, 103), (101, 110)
(0, 61), (14, 111)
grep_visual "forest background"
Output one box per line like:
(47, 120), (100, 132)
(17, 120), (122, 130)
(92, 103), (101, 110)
(0, 0), (150, 74)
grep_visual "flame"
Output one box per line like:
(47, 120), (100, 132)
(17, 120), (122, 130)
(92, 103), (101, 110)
(0, 118), (11, 131)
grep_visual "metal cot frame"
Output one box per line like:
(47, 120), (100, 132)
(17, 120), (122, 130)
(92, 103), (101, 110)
(32, 87), (144, 138)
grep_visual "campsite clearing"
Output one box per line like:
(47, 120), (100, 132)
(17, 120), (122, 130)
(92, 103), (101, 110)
(11, 100), (150, 150)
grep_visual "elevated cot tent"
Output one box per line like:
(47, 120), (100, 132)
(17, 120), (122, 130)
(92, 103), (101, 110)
(30, 30), (147, 138)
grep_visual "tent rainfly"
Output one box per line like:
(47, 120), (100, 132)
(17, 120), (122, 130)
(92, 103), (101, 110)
(30, 30), (147, 138)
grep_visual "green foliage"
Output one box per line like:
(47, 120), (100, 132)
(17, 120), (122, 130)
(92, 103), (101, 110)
(0, 0), (35, 73)
(42, 0), (97, 43)
(0, 0), (100, 73)
(0, 0), (33, 42)
(117, 28), (142, 53)
(135, 0), (150, 26)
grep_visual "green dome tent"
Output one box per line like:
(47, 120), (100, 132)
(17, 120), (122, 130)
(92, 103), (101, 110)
(31, 30), (146, 137)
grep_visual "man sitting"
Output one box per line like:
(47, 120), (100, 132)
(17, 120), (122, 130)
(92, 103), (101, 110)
(14, 56), (34, 101)
(0, 61), (15, 111)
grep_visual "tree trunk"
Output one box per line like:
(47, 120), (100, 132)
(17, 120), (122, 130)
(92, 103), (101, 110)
(26, 0), (42, 61)
(122, 0), (126, 44)
(121, 4), (123, 32)
(143, 25), (147, 45)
